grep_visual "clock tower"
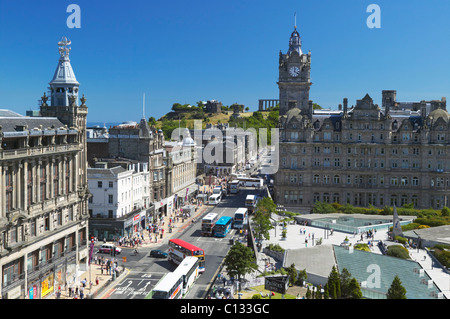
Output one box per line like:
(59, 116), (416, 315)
(278, 24), (312, 117)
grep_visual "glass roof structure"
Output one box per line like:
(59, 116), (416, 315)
(334, 245), (444, 299)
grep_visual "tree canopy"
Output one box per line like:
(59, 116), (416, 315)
(223, 242), (258, 291)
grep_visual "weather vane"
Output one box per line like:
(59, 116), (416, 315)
(58, 36), (71, 58)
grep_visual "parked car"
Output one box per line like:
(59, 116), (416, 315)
(149, 249), (168, 258)
(98, 243), (121, 254)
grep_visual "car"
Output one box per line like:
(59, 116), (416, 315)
(98, 243), (121, 254)
(149, 249), (168, 258)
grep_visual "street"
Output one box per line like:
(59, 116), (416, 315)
(98, 187), (260, 299)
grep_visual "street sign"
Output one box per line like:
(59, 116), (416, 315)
(264, 275), (289, 294)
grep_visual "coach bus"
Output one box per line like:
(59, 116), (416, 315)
(173, 256), (200, 296)
(150, 272), (183, 299)
(214, 216), (233, 237)
(201, 213), (218, 236)
(229, 180), (240, 194)
(168, 238), (206, 272)
(233, 208), (248, 230)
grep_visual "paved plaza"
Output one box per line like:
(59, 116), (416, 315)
(255, 215), (450, 299)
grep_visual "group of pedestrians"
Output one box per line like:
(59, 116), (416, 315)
(54, 277), (90, 299)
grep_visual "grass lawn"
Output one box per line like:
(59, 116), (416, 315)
(236, 285), (298, 299)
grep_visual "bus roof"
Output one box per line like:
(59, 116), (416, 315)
(235, 208), (248, 215)
(152, 272), (181, 292)
(203, 213), (218, 221)
(169, 238), (203, 252)
(173, 256), (199, 275)
(230, 180), (239, 183)
(215, 216), (233, 225)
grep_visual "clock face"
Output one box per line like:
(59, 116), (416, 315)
(289, 66), (300, 77)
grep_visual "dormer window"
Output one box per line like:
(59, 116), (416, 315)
(392, 121), (398, 130)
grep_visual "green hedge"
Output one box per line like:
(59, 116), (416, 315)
(386, 245), (410, 259)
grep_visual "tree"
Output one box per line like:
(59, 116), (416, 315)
(296, 269), (307, 286)
(339, 268), (352, 298)
(348, 278), (362, 299)
(252, 210), (273, 243)
(223, 242), (258, 291)
(285, 263), (297, 287)
(387, 275), (407, 299)
(326, 265), (341, 299)
(148, 116), (156, 126)
(305, 286), (312, 299)
(255, 197), (277, 218)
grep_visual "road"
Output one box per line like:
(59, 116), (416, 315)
(99, 188), (259, 299)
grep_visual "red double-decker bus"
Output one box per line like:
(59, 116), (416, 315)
(168, 238), (205, 272)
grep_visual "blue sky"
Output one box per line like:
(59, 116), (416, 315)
(1, 0), (450, 123)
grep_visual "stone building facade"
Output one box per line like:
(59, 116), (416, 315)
(164, 128), (198, 209)
(274, 27), (450, 212)
(93, 118), (168, 221)
(0, 38), (90, 299)
(87, 161), (150, 239)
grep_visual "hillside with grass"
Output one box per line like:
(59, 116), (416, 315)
(151, 101), (279, 142)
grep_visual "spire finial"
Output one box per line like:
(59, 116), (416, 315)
(58, 36), (71, 58)
(294, 12), (297, 29)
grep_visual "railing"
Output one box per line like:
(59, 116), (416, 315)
(0, 143), (80, 160)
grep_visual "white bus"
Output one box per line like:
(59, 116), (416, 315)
(229, 180), (240, 194)
(173, 256), (200, 296)
(238, 177), (263, 187)
(208, 193), (221, 205)
(201, 213), (218, 236)
(245, 194), (258, 213)
(150, 272), (183, 299)
(233, 208), (248, 230)
(231, 173), (246, 179)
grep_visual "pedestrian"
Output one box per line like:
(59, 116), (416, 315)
(96, 276), (99, 285)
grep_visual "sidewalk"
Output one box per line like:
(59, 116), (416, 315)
(49, 201), (212, 300)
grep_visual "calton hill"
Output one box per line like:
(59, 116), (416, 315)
(150, 101), (279, 141)
(150, 100), (324, 142)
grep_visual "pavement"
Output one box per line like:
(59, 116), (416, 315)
(48, 199), (213, 300)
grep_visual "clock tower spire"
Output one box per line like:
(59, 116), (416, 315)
(278, 22), (312, 117)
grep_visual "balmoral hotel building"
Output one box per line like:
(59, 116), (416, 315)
(274, 26), (450, 212)
(0, 38), (90, 299)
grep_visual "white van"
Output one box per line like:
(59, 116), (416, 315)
(208, 194), (221, 205)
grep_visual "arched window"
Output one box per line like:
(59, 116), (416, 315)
(401, 177), (408, 186)
(333, 175), (340, 184)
